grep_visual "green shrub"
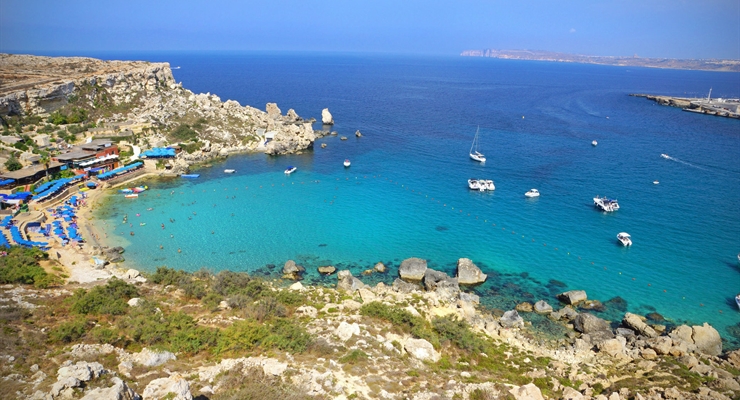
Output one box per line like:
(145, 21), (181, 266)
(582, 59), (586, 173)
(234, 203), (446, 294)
(70, 278), (138, 315)
(49, 317), (88, 343)
(216, 318), (311, 355)
(149, 266), (189, 286)
(339, 349), (368, 364)
(0, 246), (60, 288)
(4, 156), (22, 171)
(244, 297), (287, 322)
(360, 302), (439, 347)
(171, 124), (198, 141)
(432, 315), (487, 353)
(118, 300), (218, 354)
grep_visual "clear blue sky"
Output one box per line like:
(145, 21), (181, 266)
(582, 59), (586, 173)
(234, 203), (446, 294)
(1, 0), (739, 59)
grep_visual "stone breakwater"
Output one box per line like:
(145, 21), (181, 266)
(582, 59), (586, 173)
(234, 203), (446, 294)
(0, 53), (327, 157)
(631, 93), (740, 119)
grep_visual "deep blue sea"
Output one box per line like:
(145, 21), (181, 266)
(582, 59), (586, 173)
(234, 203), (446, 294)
(86, 52), (740, 348)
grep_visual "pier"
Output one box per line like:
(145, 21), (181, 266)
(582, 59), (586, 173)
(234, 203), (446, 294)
(631, 92), (740, 119)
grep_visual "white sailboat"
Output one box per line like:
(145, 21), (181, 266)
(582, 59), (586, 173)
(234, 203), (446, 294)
(469, 127), (486, 162)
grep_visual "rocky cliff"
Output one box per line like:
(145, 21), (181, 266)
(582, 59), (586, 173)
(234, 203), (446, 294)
(0, 53), (324, 156)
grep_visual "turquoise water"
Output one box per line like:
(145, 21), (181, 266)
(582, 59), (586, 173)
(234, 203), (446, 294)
(91, 53), (740, 348)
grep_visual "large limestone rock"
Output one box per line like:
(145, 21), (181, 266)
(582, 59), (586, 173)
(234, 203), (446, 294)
(337, 270), (366, 293)
(318, 265), (336, 275)
(622, 312), (658, 338)
(80, 377), (138, 400)
(557, 290), (587, 305)
(573, 313), (612, 334)
(423, 269), (460, 301)
(403, 338), (440, 362)
(321, 108), (334, 125)
(500, 310), (525, 329)
(335, 321), (360, 341)
(692, 323), (722, 356)
(266, 102), (282, 117)
(392, 278), (421, 293)
(57, 361), (106, 382)
(282, 260), (305, 280)
(143, 374), (192, 400)
(509, 383), (545, 400)
(456, 258), (487, 284)
(127, 348), (176, 367)
(533, 300), (553, 314)
(399, 257), (427, 281)
(598, 338), (625, 357)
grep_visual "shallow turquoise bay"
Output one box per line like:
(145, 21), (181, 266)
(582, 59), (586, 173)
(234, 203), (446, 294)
(91, 53), (740, 348)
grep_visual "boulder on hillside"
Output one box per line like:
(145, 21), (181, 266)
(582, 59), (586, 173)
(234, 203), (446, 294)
(622, 312), (658, 338)
(399, 257), (427, 281)
(550, 306), (578, 321)
(692, 323), (722, 356)
(509, 383), (545, 400)
(423, 269), (460, 301)
(335, 321), (360, 341)
(573, 313), (612, 334)
(392, 278), (421, 294)
(337, 270), (366, 293)
(80, 377), (138, 400)
(500, 310), (525, 329)
(403, 338), (440, 362)
(321, 108), (334, 125)
(57, 361), (106, 382)
(557, 290), (587, 305)
(456, 258), (487, 285)
(143, 374), (192, 400)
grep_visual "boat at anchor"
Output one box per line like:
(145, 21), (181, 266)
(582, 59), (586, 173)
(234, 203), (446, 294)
(468, 179), (495, 191)
(594, 196), (620, 212)
(617, 232), (632, 246)
(469, 126), (486, 163)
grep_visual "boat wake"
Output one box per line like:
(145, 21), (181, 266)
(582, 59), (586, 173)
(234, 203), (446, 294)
(660, 154), (709, 171)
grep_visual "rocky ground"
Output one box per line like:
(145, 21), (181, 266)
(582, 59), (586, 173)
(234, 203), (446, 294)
(1, 255), (738, 400)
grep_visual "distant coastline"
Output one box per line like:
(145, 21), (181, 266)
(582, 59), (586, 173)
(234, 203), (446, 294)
(461, 49), (740, 72)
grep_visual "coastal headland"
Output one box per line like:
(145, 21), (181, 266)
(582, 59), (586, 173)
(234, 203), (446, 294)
(460, 49), (740, 72)
(0, 54), (739, 399)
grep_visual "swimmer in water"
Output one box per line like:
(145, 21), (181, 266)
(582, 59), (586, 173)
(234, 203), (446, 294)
(161, 223), (165, 229)
(130, 231), (134, 236)
(178, 248), (181, 253)
(170, 234), (174, 238)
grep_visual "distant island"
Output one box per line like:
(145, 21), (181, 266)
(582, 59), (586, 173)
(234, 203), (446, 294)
(460, 49), (740, 72)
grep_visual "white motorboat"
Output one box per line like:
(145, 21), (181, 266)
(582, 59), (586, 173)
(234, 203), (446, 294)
(736, 293), (740, 310)
(468, 179), (483, 191)
(594, 196), (620, 212)
(284, 166), (297, 175)
(661, 154), (670, 159)
(617, 232), (632, 246)
(653, 180), (659, 185)
(592, 140), (598, 146)
(469, 126), (486, 162)
(468, 179), (495, 191)
(525, 189), (540, 198)
(344, 159), (351, 167)
(224, 169), (236, 174)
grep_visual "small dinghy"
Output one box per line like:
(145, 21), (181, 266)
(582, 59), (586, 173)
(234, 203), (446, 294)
(344, 159), (351, 167)
(124, 193), (138, 199)
(525, 189), (540, 198)
(285, 166), (297, 174)
(224, 169), (236, 174)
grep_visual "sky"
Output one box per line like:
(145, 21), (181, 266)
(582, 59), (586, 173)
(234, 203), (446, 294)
(1, 0), (739, 59)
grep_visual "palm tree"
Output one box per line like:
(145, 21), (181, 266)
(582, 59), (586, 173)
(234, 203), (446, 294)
(39, 154), (50, 179)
